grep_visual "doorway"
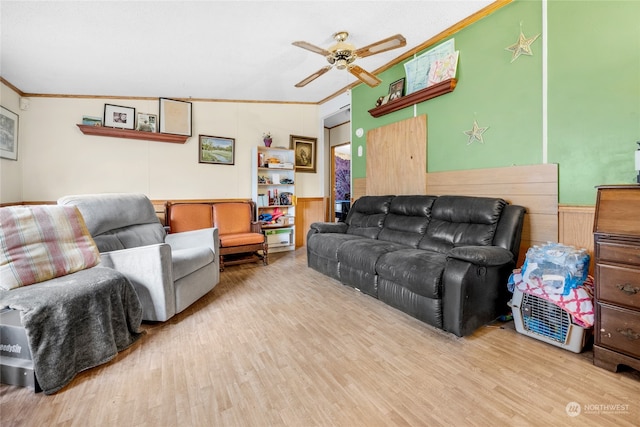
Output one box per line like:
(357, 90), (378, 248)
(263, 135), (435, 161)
(331, 143), (351, 222)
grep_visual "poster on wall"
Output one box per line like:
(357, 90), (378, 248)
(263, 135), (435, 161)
(404, 39), (455, 94)
(0, 106), (19, 160)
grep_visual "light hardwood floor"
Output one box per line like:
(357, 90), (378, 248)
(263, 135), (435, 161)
(2, 249), (639, 426)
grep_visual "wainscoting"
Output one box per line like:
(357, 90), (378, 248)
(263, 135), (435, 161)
(7, 195), (597, 267)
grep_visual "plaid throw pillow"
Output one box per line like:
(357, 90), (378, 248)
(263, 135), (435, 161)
(0, 205), (100, 290)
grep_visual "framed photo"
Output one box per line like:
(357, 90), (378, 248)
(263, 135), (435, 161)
(159, 98), (192, 136)
(103, 104), (135, 130)
(82, 116), (102, 126)
(290, 134), (317, 173)
(388, 78), (405, 101)
(0, 106), (19, 160)
(136, 112), (157, 132)
(199, 135), (235, 165)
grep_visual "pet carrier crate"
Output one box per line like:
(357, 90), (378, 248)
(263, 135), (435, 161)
(509, 287), (591, 353)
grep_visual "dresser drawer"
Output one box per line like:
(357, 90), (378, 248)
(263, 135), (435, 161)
(596, 263), (640, 309)
(597, 303), (640, 359)
(597, 241), (640, 267)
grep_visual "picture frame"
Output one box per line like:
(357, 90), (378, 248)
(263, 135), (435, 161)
(0, 106), (19, 161)
(388, 78), (405, 101)
(136, 112), (157, 132)
(199, 135), (235, 165)
(290, 134), (317, 173)
(82, 116), (102, 127)
(159, 98), (192, 136)
(103, 104), (136, 130)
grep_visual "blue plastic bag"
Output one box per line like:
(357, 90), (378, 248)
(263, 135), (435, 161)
(520, 242), (590, 295)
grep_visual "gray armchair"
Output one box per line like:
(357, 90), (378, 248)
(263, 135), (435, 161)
(58, 193), (219, 321)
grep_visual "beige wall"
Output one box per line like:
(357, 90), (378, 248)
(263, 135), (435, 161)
(0, 84), (23, 203)
(1, 83), (322, 202)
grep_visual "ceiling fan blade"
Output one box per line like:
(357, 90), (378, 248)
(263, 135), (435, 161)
(354, 34), (407, 58)
(295, 65), (333, 88)
(292, 41), (332, 57)
(348, 65), (382, 87)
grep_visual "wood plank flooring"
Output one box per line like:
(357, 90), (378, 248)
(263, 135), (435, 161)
(2, 248), (639, 426)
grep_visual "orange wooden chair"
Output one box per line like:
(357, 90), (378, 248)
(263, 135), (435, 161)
(166, 201), (267, 271)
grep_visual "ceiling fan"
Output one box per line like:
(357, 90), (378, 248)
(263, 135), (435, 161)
(292, 31), (406, 88)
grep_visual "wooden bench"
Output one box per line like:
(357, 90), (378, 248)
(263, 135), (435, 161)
(165, 200), (267, 271)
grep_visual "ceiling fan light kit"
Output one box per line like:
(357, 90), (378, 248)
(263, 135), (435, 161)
(293, 31), (406, 88)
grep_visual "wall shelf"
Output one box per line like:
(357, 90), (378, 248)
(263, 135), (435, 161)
(368, 79), (457, 118)
(76, 124), (189, 144)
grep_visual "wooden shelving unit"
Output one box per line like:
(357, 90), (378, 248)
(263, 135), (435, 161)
(251, 146), (296, 252)
(368, 79), (457, 118)
(76, 124), (189, 144)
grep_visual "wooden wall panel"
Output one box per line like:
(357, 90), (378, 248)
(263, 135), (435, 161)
(426, 164), (558, 266)
(352, 178), (367, 201)
(366, 115), (427, 195)
(295, 197), (325, 248)
(559, 205), (595, 274)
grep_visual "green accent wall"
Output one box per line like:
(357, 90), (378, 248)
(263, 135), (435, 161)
(547, 0), (640, 205)
(351, 0), (640, 205)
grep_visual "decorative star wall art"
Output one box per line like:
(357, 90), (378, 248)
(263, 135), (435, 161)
(464, 120), (489, 145)
(505, 30), (540, 63)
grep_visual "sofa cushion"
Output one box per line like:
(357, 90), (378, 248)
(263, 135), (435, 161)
(307, 233), (363, 261)
(376, 249), (447, 298)
(337, 239), (408, 274)
(0, 205), (100, 290)
(172, 247), (215, 281)
(378, 195), (435, 247)
(346, 195), (393, 239)
(419, 196), (506, 253)
(219, 232), (264, 247)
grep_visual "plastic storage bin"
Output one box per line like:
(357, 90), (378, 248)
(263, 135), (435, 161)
(509, 287), (590, 353)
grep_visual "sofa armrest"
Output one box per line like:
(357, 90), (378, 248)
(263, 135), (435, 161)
(447, 246), (513, 267)
(98, 244), (176, 321)
(442, 250), (516, 337)
(309, 222), (348, 234)
(165, 227), (218, 255)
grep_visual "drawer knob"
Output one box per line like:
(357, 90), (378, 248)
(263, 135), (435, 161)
(616, 328), (640, 341)
(616, 283), (640, 295)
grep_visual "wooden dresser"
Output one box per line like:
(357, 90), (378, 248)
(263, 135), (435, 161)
(593, 185), (640, 372)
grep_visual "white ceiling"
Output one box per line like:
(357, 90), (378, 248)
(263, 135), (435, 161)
(1, 1), (494, 104)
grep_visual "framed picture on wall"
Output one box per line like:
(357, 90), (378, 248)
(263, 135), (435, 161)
(103, 104), (136, 130)
(199, 135), (235, 165)
(159, 98), (192, 136)
(0, 106), (19, 160)
(290, 134), (317, 173)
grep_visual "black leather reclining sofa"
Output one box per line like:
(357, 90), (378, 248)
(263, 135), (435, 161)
(307, 195), (525, 337)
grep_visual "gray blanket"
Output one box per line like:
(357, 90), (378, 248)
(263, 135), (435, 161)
(0, 266), (143, 394)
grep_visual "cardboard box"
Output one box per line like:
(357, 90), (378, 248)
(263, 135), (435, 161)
(1, 308), (40, 391)
(265, 228), (293, 247)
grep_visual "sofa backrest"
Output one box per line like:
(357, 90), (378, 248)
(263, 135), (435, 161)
(58, 193), (165, 252)
(345, 196), (393, 239)
(418, 195), (506, 254)
(212, 202), (252, 235)
(166, 203), (214, 233)
(378, 195), (436, 247)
